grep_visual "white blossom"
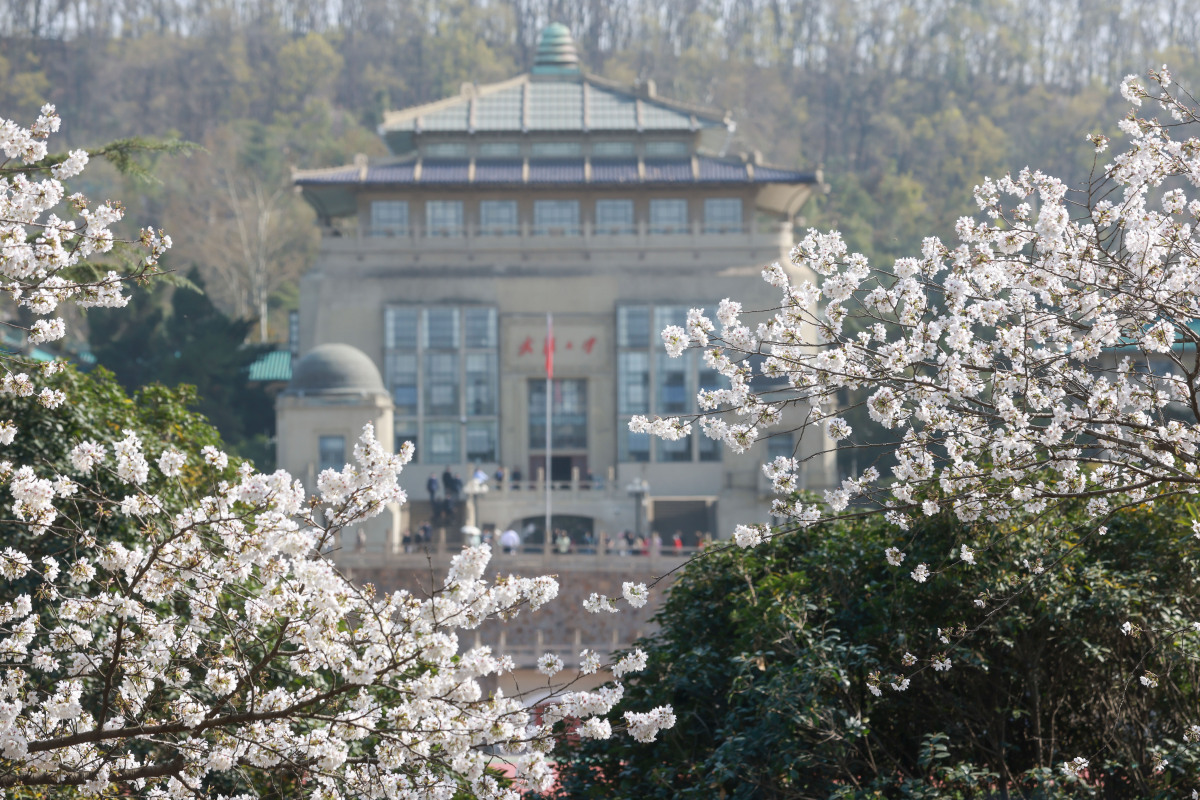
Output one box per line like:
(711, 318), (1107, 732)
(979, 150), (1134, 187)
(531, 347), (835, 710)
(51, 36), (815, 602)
(0, 108), (676, 800)
(624, 705), (676, 742)
(622, 581), (649, 608)
(201, 445), (228, 470)
(69, 440), (106, 472)
(734, 523), (766, 548)
(579, 649), (601, 674)
(612, 648), (648, 679)
(157, 448), (186, 477)
(537, 653), (564, 677)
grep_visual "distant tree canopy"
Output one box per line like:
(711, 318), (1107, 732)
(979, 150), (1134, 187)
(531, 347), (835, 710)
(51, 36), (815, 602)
(4, 0), (1196, 268)
(540, 497), (1200, 799)
(87, 269), (276, 469)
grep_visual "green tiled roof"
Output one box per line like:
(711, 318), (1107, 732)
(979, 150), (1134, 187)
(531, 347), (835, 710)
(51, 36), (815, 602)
(381, 77), (723, 136)
(379, 25), (726, 140)
(474, 87), (523, 131)
(248, 350), (293, 382)
(531, 82), (583, 129)
(382, 78), (722, 135)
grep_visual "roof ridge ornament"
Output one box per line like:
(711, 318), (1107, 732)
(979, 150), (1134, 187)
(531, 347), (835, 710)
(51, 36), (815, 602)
(532, 23), (581, 77)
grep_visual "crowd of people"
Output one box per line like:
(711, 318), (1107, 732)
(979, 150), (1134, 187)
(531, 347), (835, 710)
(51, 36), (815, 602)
(399, 520), (714, 555)
(412, 466), (709, 556)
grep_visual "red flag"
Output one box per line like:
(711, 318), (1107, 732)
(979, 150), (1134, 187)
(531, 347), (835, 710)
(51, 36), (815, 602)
(545, 313), (554, 379)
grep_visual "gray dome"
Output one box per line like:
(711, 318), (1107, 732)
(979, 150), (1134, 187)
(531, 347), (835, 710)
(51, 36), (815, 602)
(286, 344), (386, 395)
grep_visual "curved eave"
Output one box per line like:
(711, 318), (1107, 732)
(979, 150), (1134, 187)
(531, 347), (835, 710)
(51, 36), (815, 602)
(294, 158), (819, 218)
(297, 183), (358, 219)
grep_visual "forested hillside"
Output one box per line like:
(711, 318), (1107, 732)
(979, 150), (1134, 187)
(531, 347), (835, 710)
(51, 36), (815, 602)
(3, 0), (1198, 334)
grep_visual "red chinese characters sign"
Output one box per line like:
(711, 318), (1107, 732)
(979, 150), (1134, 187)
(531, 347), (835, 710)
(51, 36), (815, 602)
(517, 336), (596, 356)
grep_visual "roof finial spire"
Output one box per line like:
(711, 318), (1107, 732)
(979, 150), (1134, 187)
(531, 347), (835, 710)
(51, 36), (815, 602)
(532, 23), (581, 77)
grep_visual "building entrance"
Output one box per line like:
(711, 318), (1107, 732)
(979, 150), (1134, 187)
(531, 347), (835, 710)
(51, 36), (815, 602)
(528, 378), (588, 482)
(529, 454), (588, 483)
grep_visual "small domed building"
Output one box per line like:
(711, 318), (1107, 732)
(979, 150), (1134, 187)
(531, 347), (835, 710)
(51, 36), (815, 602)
(276, 343), (399, 551)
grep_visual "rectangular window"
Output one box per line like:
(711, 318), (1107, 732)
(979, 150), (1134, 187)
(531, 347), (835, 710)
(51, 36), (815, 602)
(618, 306), (650, 348)
(767, 432), (795, 461)
(395, 421), (418, 460)
(370, 200), (408, 235)
(619, 424), (651, 463)
(385, 305), (497, 466)
(479, 200), (518, 235)
(704, 197), (743, 233)
(388, 353), (419, 415)
(698, 431), (721, 461)
(424, 421), (460, 464)
(595, 199), (634, 234)
(533, 200), (580, 235)
(656, 351), (689, 413)
(424, 352), (460, 416)
(698, 359), (723, 462)
(466, 421), (497, 462)
(529, 379), (587, 449)
(657, 433), (692, 462)
(424, 308), (460, 350)
(617, 303), (728, 463)
(649, 198), (688, 233)
(465, 352), (496, 416)
(464, 307), (497, 348)
(654, 306), (689, 346)
(593, 141), (635, 158)
(645, 141), (689, 157)
(618, 351), (650, 414)
(479, 141), (521, 158)
(425, 141), (468, 158)
(386, 307), (419, 350)
(426, 200), (464, 236)
(318, 435), (345, 473)
(531, 141), (582, 158)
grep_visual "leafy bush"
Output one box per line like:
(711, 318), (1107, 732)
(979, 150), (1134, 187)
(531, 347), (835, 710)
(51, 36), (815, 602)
(543, 499), (1200, 799)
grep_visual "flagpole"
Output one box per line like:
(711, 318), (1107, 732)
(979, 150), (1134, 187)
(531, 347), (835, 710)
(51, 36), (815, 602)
(544, 312), (553, 555)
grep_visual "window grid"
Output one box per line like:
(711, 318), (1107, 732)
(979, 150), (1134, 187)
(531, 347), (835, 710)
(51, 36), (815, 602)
(531, 141), (582, 158)
(425, 142), (468, 158)
(533, 200), (580, 235)
(426, 200), (464, 236)
(645, 141), (689, 157)
(369, 200), (408, 235)
(617, 303), (724, 463)
(649, 198), (688, 234)
(479, 200), (518, 236)
(385, 306), (499, 465)
(703, 197), (743, 233)
(318, 435), (346, 473)
(595, 199), (634, 234)
(529, 379), (588, 450)
(479, 142), (521, 158)
(364, 196), (746, 238)
(592, 141), (635, 158)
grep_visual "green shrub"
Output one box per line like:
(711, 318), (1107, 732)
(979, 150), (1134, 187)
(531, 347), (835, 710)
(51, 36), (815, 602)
(543, 500), (1200, 799)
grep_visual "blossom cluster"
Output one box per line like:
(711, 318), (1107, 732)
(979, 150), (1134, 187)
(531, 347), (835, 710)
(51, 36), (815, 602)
(642, 69), (1200, 551)
(637, 68), (1200, 738)
(0, 110), (672, 799)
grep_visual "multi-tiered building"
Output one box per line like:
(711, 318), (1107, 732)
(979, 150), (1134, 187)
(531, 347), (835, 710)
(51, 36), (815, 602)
(281, 24), (835, 562)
